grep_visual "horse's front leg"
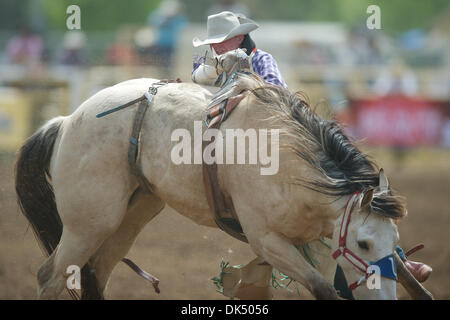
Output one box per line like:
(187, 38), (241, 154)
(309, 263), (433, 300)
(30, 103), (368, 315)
(258, 232), (338, 300)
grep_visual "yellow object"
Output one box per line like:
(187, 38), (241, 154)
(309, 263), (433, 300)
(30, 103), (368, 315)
(0, 88), (32, 152)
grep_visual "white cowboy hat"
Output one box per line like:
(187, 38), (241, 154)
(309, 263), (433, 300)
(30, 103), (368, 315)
(192, 11), (259, 47)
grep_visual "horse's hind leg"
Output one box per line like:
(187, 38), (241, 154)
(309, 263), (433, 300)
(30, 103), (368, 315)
(37, 209), (128, 300)
(89, 188), (165, 297)
(37, 187), (131, 299)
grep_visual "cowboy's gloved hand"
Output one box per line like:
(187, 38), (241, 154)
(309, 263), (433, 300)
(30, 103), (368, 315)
(202, 50), (220, 70)
(217, 48), (250, 75)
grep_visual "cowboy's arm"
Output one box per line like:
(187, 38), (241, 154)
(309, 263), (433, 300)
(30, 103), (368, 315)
(253, 52), (287, 88)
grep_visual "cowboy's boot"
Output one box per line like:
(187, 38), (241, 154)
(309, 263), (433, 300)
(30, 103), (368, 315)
(404, 260), (432, 283)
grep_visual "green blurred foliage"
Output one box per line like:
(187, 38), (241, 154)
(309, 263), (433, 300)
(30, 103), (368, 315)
(0, 0), (448, 35)
(0, 0), (31, 30)
(247, 0), (450, 35)
(42, 0), (161, 31)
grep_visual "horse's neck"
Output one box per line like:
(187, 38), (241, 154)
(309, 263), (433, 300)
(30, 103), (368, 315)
(296, 183), (349, 235)
(225, 92), (350, 238)
(319, 194), (350, 222)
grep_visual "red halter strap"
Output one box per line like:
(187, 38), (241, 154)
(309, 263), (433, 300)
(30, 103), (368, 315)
(332, 191), (370, 290)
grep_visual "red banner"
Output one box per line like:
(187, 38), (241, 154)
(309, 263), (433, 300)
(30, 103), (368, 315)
(351, 95), (444, 146)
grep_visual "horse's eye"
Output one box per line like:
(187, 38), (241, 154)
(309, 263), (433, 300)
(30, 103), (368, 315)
(358, 241), (369, 250)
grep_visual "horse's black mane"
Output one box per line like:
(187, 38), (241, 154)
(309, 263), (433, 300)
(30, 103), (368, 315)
(250, 85), (406, 219)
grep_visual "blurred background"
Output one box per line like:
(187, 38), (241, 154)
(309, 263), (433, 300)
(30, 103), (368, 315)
(0, 0), (449, 299)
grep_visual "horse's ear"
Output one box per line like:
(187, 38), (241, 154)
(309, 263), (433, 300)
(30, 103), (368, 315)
(360, 188), (374, 209)
(379, 168), (389, 191)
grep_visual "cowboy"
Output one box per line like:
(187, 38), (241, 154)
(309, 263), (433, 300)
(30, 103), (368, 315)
(191, 11), (287, 88)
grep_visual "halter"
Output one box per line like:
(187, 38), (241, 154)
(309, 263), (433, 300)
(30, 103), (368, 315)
(332, 191), (398, 291)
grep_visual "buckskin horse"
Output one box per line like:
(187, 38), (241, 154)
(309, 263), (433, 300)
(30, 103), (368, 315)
(15, 72), (432, 299)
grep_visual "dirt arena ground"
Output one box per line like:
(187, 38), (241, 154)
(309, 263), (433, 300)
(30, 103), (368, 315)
(1, 148), (449, 300)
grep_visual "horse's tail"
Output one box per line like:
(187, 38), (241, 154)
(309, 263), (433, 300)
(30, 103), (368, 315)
(15, 117), (65, 256)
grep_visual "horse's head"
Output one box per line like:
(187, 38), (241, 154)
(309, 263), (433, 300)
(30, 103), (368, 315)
(331, 169), (402, 299)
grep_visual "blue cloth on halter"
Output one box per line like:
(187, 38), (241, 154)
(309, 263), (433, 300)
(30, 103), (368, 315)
(369, 253), (397, 280)
(335, 244), (408, 298)
(395, 245), (407, 261)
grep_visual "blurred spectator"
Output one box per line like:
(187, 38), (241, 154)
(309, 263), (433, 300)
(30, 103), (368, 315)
(207, 0), (250, 17)
(106, 28), (138, 66)
(372, 60), (419, 97)
(6, 26), (43, 66)
(294, 41), (329, 65)
(347, 27), (383, 65)
(142, 0), (187, 70)
(399, 29), (426, 52)
(134, 27), (155, 57)
(60, 31), (88, 66)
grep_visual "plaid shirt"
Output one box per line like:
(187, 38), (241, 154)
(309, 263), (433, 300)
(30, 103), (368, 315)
(192, 49), (287, 88)
(251, 49), (287, 88)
